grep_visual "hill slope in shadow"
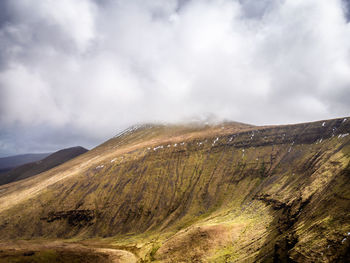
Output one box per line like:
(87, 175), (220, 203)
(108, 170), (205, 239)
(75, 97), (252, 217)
(0, 153), (51, 174)
(0, 146), (88, 186)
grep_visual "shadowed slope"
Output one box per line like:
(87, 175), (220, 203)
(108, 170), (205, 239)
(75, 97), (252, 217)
(0, 153), (51, 174)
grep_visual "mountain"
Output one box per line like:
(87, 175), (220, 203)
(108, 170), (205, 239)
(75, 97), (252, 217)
(0, 153), (51, 174)
(0, 146), (88, 186)
(0, 118), (349, 262)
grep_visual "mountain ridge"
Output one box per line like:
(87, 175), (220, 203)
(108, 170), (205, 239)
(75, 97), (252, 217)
(0, 117), (349, 262)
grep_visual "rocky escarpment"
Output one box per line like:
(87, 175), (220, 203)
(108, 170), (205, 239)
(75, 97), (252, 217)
(40, 209), (95, 226)
(254, 194), (311, 262)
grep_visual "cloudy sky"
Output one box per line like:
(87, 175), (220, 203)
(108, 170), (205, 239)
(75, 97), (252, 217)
(0, 0), (350, 156)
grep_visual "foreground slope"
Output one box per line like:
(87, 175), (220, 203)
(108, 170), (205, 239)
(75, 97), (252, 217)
(0, 146), (88, 186)
(0, 118), (349, 262)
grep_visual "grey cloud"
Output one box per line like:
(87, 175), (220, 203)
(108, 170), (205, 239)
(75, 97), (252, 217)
(239, 0), (280, 19)
(0, 0), (350, 155)
(342, 0), (350, 20)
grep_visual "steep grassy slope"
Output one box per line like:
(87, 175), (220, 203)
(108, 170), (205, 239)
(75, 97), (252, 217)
(0, 118), (349, 262)
(0, 153), (51, 174)
(0, 146), (88, 186)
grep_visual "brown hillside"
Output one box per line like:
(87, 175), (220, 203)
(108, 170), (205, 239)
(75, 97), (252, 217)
(0, 118), (349, 262)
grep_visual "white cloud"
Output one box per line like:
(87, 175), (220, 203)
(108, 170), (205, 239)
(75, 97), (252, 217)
(0, 0), (350, 153)
(0, 65), (66, 125)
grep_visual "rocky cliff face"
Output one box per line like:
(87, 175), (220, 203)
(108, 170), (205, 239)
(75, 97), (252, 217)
(0, 118), (349, 262)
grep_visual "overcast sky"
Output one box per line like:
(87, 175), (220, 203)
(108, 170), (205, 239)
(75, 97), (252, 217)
(0, 0), (350, 156)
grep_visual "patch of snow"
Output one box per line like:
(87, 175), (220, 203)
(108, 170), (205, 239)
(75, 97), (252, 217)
(153, 145), (164, 151)
(180, 142), (185, 146)
(174, 143), (177, 147)
(338, 133), (349, 139)
(114, 125), (142, 138)
(342, 237), (347, 243)
(343, 118), (347, 123)
(110, 158), (117, 163)
(212, 137), (219, 146)
(167, 144), (171, 148)
(288, 147), (292, 153)
(96, 165), (104, 169)
(228, 137), (233, 142)
(322, 122), (326, 127)
(332, 127), (337, 137)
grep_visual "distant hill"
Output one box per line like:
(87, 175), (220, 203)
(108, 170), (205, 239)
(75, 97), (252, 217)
(0, 146), (88, 186)
(0, 153), (51, 173)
